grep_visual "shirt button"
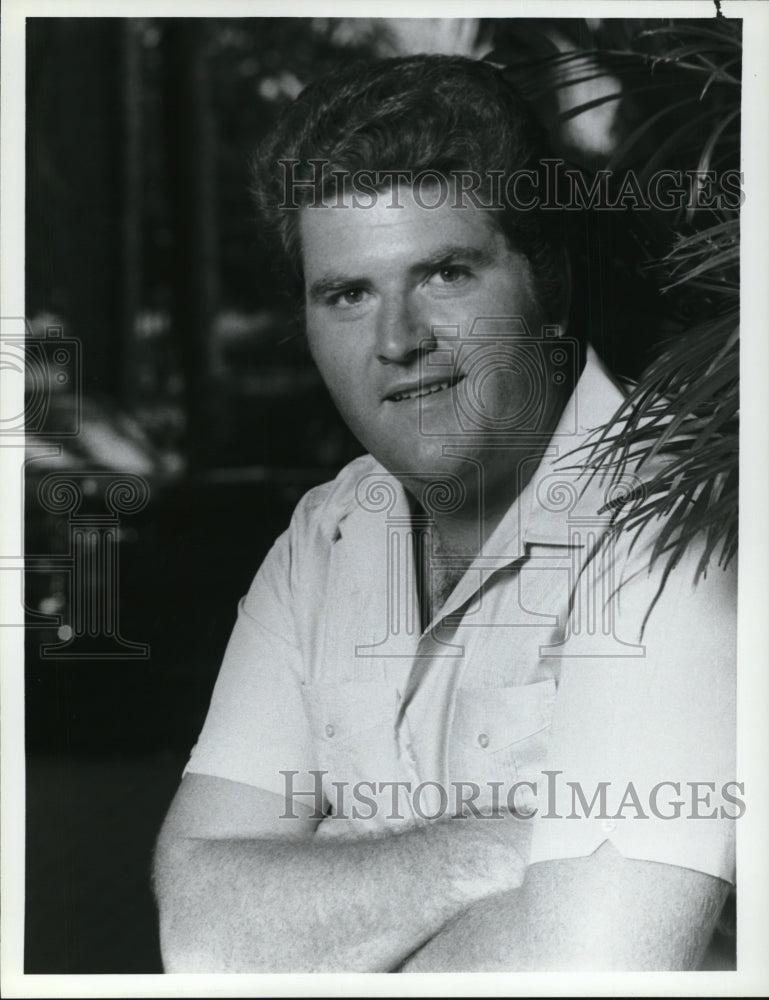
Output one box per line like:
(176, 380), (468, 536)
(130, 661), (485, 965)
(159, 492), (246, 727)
(325, 724), (335, 738)
(477, 733), (489, 748)
(601, 819), (616, 833)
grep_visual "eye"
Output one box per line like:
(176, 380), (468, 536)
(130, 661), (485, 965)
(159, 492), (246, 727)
(428, 265), (470, 286)
(329, 287), (368, 308)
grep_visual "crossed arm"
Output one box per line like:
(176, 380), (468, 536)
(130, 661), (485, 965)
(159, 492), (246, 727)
(153, 771), (729, 973)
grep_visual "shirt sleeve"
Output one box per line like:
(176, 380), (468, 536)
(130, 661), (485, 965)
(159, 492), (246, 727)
(183, 527), (317, 798)
(528, 528), (738, 884)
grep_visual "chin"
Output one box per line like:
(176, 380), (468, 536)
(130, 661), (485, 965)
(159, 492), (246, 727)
(375, 444), (476, 505)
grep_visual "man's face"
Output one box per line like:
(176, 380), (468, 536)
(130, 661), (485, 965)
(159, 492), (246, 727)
(300, 184), (563, 501)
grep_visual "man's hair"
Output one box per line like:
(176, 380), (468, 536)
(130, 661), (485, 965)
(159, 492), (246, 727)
(251, 54), (570, 320)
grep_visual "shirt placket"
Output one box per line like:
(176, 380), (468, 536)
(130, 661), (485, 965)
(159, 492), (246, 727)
(395, 560), (520, 820)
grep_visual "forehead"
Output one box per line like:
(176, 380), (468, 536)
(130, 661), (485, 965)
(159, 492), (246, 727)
(298, 183), (508, 277)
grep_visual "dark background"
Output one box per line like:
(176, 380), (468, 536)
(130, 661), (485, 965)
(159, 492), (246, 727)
(23, 16), (731, 972)
(25, 17), (377, 973)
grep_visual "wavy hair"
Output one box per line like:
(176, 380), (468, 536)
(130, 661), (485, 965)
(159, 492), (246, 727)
(251, 54), (571, 322)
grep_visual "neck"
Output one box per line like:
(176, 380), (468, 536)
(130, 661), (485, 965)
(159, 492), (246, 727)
(408, 437), (553, 559)
(408, 443), (550, 631)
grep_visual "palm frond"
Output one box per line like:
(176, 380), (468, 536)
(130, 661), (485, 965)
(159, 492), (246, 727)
(573, 313), (739, 585)
(491, 17), (741, 592)
(658, 219), (740, 289)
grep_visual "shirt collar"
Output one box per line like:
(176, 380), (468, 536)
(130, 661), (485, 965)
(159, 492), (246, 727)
(519, 343), (628, 549)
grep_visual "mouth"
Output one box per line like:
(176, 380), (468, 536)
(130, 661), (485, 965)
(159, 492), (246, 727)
(386, 374), (465, 403)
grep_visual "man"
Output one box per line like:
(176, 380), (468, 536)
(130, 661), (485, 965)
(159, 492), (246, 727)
(153, 55), (737, 972)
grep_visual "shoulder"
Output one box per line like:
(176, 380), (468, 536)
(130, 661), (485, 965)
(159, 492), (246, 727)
(608, 511), (737, 648)
(239, 453), (379, 623)
(287, 453), (380, 546)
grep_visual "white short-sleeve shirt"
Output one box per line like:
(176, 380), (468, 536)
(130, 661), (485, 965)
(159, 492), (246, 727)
(184, 346), (737, 884)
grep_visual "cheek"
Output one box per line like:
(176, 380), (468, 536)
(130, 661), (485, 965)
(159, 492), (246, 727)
(309, 339), (352, 396)
(497, 284), (541, 330)
(484, 261), (543, 328)
(307, 333), (368, 422)
(306, 320), (336, 377)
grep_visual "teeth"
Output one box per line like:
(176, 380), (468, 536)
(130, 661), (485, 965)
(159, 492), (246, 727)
(391, 379), (454, 402)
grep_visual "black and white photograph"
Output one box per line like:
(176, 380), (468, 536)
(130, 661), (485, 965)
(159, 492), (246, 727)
(2, 0), (768, 994)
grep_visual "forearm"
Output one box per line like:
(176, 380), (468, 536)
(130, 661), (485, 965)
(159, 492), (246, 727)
(398, 887), (520, 972)
(154, 816), (527, 972)
(400, 843), (730, 972)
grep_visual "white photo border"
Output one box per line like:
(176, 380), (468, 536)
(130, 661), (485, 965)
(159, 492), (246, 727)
(2, 1), (768, 996)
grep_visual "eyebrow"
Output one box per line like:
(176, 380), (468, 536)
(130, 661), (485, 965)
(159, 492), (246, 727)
(307, 242), (497, 303)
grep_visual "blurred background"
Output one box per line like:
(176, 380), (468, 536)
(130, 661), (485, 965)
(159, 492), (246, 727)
(23, 15), (738, 972)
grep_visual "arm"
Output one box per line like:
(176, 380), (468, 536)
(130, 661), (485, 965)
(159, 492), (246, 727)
(400, 841), (729, 971)
(153, 771), (529, 973)
(401, 528), (737, 971)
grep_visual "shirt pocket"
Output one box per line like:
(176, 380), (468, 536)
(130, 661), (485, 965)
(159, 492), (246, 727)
(450, 679), (556, 796)
(303, 681), (401, 801)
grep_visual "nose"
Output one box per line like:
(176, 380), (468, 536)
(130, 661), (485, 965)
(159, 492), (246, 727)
(375, 292), (435, 365)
